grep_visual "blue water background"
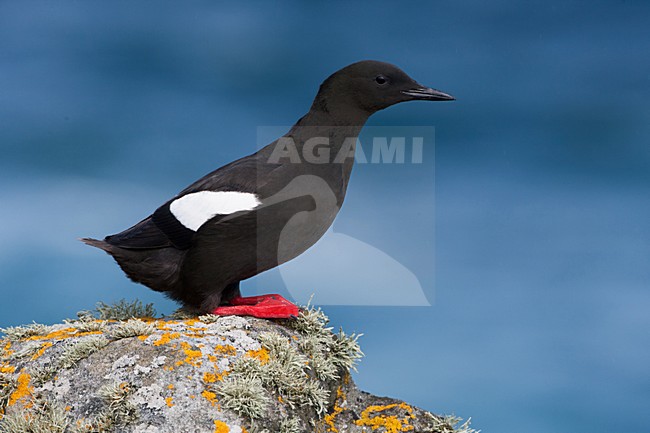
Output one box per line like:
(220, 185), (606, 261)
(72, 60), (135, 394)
(1, 1), (649, 432)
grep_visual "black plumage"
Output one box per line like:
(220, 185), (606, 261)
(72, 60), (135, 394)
(83, 60), (454, 315)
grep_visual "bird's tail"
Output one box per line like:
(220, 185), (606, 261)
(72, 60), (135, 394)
(80, 237), (183, 295)
(80, 237), (113, 253)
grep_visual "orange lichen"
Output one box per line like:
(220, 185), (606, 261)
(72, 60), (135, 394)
(153, 332), (181, 346)
(8, 372), (33, 407)
(323, 387), (346, 432)
(156, 321), (179, 331)
(0, 365), (16, 374)
(165, 397), (174, 407)
(184, 332), (205, 339)
(65, 405), (72, 411)
(31, 341), (53, 360)
(180, 341), (203, 367)
(354, 403), (415, 433)
(205, 369), (229, 383)
(214, 345), (237, 357)
(246, 348), (270, 365)
(168, 384), (174, 390)
(203, 372), (217, 383)
(201, 389), (218, 406)
(204, 370), (229, 384)
(24, 328), (103, 342)
(213, 420), (230, 433)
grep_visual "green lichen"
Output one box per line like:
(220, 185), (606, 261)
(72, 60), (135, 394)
(13, 342), (43, 360)
(225, 330), (330, 418)
(428, 414), (479, 433)
(278, 417), (301, 433)
(59, 336), (109, 369)
(289, 304), (331, 337)
(29, 364), (58, 388)
(0, 373), (17, 415)
(298, 334), (339, 381)
(108, 319), (155, 340)
(94, 299), (156, 321)
(0, 398), (69, 433)
(66, 315), (107, 333)
(69, 382), (138, 433)
(0, 323), (55, 342)
(216, 375), (269, 419)
(166, 308), (196, 320)
(97, 381), (138, 427)
(197, 313), (221, 324)
(290, 305), (364, 372)
(329, 329), (363, 372)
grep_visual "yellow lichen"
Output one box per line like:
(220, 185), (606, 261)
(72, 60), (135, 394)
(0, 365), (16, 374)
(30, 341), (53, 360)
(165, 396), (174, 407)
(203, 372), (218, 383)
(153, 332), (181, 346)
(354, 403), (415, 433)
(205, 370), (229, 383)
(323, 387), (346, 432)
(179, 341), (203, 367)
(8, 372), (33, 407)
(214, 345), (237, 357)
(201, 389), (218, 406)
(184, 331), (205, 339)
(156, 321), (179, 331)
(213, 420), (230, 433)
(246, 348), (270, 365)
(24, 328), (102, 342)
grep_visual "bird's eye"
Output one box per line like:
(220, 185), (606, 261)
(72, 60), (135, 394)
(375, 75), (388, 85)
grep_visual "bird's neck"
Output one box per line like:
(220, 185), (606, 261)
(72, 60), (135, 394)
(296, 99), (372, 128)
(286, 105), (370, 156)
(285, 115), (364, 168)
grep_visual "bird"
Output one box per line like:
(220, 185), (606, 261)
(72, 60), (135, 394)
(82, 60), (454, 319)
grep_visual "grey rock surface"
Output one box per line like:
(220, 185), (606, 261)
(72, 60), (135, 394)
(0, 303), (476, 433)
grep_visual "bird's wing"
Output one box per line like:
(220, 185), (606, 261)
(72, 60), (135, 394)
(106, 154), (281, 250)
(181, 193), (317, 294)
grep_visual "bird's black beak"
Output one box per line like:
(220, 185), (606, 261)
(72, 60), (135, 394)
(401, 85), (455, 101)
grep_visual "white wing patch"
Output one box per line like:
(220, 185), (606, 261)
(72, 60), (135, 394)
(170, 191), (261, 231)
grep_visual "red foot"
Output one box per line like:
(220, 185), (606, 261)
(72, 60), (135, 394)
(212, 294), (300, 319)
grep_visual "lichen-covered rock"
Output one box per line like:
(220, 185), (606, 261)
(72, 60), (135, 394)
(0, 301), (476, 433)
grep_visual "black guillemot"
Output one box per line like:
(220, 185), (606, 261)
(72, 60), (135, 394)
(82, 60), (454, 318)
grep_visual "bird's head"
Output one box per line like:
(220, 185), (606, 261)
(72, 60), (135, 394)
(312, 60), (454, 116)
